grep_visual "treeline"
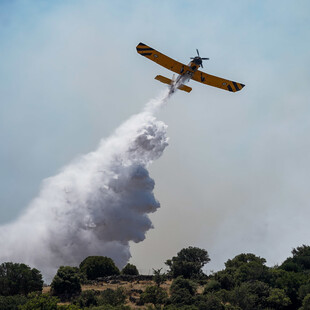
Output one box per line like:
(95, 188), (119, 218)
(0, 245), (310, 309)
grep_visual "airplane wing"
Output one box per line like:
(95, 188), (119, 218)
(136, 42), (190, 75)
(191, 69), (245, 92)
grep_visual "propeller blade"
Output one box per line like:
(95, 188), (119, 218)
(202, 57), (209, 60)
(190, 57), (195, 59)
(201, 63), (203, 68)
(196, 49), (200, 57)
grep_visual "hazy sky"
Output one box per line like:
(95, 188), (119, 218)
(1, 0), (310, 274)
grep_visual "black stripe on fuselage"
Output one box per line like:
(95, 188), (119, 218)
(227, 85), (233, 92)
(232, 81), (240, 91)
(141, 52), (152, 56)
(137, 47), (154, 51)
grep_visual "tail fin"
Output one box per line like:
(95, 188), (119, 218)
(155, 75), (192, 93)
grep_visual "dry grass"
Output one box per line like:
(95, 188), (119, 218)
(43, 279), (205, 309)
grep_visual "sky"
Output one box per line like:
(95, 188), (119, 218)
(1, 0), (310, 274)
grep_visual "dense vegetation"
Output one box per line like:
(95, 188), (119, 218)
(0, 245), (310, 309)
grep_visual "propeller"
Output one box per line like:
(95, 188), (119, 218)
(190, 49), (209, 68)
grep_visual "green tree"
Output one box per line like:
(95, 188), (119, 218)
(57, 305), (81, 310)
(18, 293), (59, 310)
(153, 268), (166, 287)
(230, 281), (270, 310)
(270, 268), (307, 308)
(51, 266), (81, 301)
(165, 247), (210, 279)
(0, 295), (27, 310)
(121, 263), (139, 276)
(0, 262), (43, 296)
(299, 284), (310, 303)
(300, 294), (310, 310)
(281, 245), (310, 272)
(79, 256), (120, 280)
(214, 253), (270, 291)
(266, 288), (291, 309)
(140, 286), (168, 306)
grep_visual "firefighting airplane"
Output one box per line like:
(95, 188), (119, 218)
(136, 42), (245, 93)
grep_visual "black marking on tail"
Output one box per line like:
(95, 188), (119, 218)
(137, 47), (154, 51)
(232, 81), (240, 91)
(141, 53), (152, 56)
(227, 85), (233, 92)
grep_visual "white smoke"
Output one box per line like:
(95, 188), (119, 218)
(0, 89), (171, 282)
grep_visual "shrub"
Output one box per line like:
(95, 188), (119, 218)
(18, 293), (59, 310)
(170, 277), (197, 296)
(98, 288), (126, 306)
(140, 286), (168, 306)
(74, 290), (99, 308)
(121, 263), (139, 276)
(51, 266), (81, 301)
(203, 280), (221, 294)
(79, 256), (120, 280)
(0, 262), (43, 296)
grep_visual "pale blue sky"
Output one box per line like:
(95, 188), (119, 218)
(1, 0), (310, 272)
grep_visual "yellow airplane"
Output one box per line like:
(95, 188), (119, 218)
(136, 42), (245, 93)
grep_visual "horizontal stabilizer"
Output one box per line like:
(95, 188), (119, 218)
(155, 75), (192, 93)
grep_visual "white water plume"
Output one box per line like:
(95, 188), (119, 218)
(0, 90), (171, 282)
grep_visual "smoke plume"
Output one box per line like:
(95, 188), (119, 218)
(0, 90), (171, 282)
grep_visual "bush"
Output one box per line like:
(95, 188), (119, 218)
(203, 280), (221, 294)
(18, 293), (59, 310)
(74, 290), (99, 308)
(121, 263), (139, 276)
(194, 293), (225, 310)
(98, 288), (126, 306)
(51, 266), (82, 301)
(140, 286), (168, 306)
(169, 277), (197, 306)
(0, 295), (27, 310)
(85, 306), (131, 310)
(170, 277), (197, 296)
(0, 262), (43, 296)
(79, 256), (120, 280)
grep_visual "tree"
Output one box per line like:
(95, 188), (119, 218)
(140, 286), (168, 306)
(121, 263), (139, 276)
(0, 295), (27, 310)
(51, 266), (81, 301)
(266, 288), (291, 309)
(300, 294), (310, 310)
(281, 245), (310, 272)
(214, 253), (270, 290)
(79, 256), (120, 280)
(153, 268), (166, 287)
(0, 262), (43, 296)
(165, 247), (210, 279)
